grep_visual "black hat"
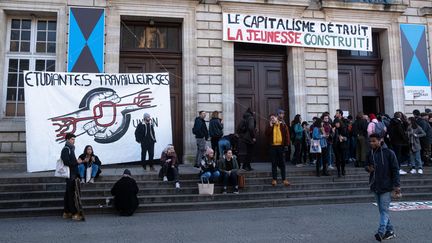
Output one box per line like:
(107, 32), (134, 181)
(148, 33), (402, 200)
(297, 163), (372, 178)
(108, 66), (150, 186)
(413, 109), (421, 116)
(123, 169), (131, 176)
(425, 108), (431, 114)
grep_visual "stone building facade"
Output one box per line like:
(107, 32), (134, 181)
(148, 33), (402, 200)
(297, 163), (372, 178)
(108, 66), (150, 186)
(1, 0), (432, 165)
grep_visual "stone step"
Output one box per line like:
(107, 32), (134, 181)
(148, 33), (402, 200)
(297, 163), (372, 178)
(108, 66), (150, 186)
(0, 174), (429, 192)
(1, 185), (431, 209)
(0, 167), (372, 184)
(1, 192), (431, 218)
(1, 178), (431, 200)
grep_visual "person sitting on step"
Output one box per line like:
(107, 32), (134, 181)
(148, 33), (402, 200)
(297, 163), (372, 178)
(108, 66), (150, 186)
(77, 145), (102, 184)
(200, 148), (220, 183)
(111, 169), (139, 216)
(218, 149), (239, 194)
(159, 144), (181, 189)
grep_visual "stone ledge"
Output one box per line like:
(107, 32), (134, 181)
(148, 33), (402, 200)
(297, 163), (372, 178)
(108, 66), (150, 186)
(420, 7), (432, 16)
(321, 0), (407, 13)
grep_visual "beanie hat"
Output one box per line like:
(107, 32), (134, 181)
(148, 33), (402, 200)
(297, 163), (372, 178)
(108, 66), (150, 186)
(123, 169), (131, 176)
(276, 109), (285, 115)
(144, 113), (151, 119)
(369, 113), (377, 120)
(413, 109), (421, 117)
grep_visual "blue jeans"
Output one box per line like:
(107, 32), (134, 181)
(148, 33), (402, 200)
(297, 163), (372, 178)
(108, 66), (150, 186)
(409, 151), (423, 169)
(200, 171), (220, 183)
(327, 144), (334, 166)
(374, 192), (393, 235)
(78, 163), (99, 179)
(218, 139), (231, 157)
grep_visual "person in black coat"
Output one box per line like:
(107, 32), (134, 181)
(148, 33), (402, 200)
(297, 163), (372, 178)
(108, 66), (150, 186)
(209, 111), (223, 160)
(61, 133), (84, 221)
(111, 169), (139, 216)
(387, 112), (409, 173)
(192, 111), (209, 167)
(413, 110), (432, 167)
(333, 119), (349, 177)
(238, 108), (256, 171)
(135, 113), (157, 171)
(366, 133), (401, 241)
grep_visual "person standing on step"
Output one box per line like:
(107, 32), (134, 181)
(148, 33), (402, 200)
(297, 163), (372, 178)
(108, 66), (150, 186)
(77, 145), (102, 184)
(333, 119), (348, 177)
(407, 117), (426, 175)
(322, 114), (335, 170)
(300, 121), (312, 166)
(291, 114), (303, 167)
(352, 112), (369, 168)
(312, 118), (330, 176)
(160, 144), (181, 189)
(387, 112), (409, 175)
(413, 110), (432, 169)
(266, 114), (291, 186)
(61, 133), (84, 221)
(277, 109), (291, 164)
(193, 111), (209, 168)
(218, 149), (240, 194)
(209, 111), (224, 160)
(366, 133), (400, 242)
(238, 108), (256, 171)
(135, 113), (157, 171)
(111, 169), (139, 216)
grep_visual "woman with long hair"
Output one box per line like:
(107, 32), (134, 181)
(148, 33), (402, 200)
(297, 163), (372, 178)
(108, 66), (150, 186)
(291, 114), (303, 166)
(77, 145), (102, 183)
(312, 118), (330, 176)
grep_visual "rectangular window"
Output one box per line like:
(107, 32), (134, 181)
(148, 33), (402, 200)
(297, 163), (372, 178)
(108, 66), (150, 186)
(4, 17), (56, 117)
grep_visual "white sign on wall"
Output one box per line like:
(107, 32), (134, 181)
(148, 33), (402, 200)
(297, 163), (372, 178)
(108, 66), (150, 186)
(24, 71), (172, 172)
(223, 13), (373, 51)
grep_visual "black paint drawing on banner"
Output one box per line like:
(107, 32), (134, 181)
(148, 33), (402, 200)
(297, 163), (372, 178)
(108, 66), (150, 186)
(49, 88), (156, 143)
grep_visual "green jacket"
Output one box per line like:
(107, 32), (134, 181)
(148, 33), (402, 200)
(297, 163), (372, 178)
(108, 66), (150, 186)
(217, 156), (239, 173)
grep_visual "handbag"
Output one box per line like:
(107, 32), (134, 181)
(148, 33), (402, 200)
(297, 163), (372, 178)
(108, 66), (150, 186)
(55, 158), (70, 178)
(85, 165), (92, 183)
(237, 174), (245, 188)
(310, 139), (322, 153)
(198, 178), (214, 195)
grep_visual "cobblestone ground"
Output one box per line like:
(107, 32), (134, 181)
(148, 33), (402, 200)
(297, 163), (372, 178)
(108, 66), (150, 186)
(0, 203), (431, 243)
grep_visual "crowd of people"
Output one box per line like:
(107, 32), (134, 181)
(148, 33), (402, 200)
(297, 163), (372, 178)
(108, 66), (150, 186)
(60, 108), (429, 233)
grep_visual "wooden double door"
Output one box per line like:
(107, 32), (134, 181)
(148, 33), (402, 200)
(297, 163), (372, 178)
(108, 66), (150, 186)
(234, 45), (288, 161)
(120, 54), (183, 161)
(338, 61), (383, 117)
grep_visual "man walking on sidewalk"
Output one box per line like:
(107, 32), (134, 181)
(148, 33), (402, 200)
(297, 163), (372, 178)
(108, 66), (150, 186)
(366, 133), (401, 242)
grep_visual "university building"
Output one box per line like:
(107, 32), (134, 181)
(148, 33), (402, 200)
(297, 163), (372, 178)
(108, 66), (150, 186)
(1, 0), (432, 165)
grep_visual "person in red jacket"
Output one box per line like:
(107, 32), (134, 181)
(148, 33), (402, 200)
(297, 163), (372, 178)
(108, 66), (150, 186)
(265, 114), (290, 186)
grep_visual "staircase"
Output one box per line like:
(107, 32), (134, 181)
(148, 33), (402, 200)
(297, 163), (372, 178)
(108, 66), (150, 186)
(0, 165), (431, 218)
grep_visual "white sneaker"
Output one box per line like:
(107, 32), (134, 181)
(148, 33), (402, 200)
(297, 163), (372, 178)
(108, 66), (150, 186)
(163, 176), (168, 182)
(175, 182), (180, 189)
(89, 178), (94, 183)
(328, 165), (335, 170)
(399, 169), (407, 175)
(418, 169), (424, 174)
(410, 169), (417, 174)
(80, 178), (85, 184)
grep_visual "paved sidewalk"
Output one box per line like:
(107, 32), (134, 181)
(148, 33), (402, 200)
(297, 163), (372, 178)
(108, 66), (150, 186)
(0, 203), (431, 243)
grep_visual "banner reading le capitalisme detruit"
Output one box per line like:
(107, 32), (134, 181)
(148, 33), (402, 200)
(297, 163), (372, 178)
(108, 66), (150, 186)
(24, 71), (172, 172)
(223, 13), (373, 51)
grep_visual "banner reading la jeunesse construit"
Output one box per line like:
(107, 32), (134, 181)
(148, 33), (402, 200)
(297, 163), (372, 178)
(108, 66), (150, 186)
(24, 71), (172, 172)
(223, 13), (373, 51)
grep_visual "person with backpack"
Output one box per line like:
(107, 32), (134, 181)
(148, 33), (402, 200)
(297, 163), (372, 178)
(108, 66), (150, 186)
(192, 111), (209, 168)
(312, 118), (330, 176)
(237, 108), (256, 171)
(209, 111), (224, 160)
(407, 117), (426, 174)
(368, 113), (387, 138)
(352, 112), (369, 167)
(388, 112), (409, 175)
